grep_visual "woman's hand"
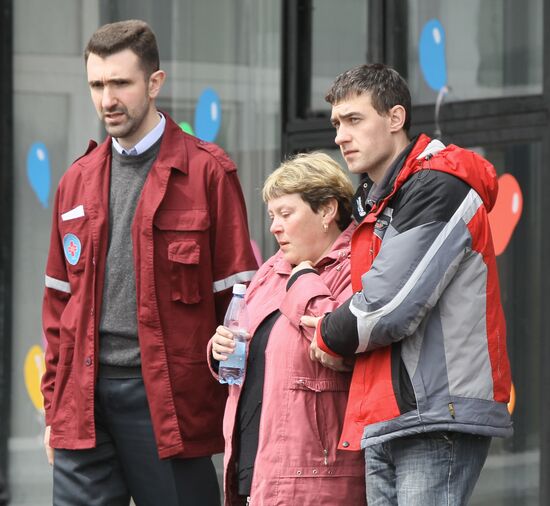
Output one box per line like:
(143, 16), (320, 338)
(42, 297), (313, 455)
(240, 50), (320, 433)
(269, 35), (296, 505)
(211, 325), (236, 361)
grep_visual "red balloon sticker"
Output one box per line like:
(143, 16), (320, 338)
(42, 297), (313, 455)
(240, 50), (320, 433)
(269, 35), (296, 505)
(488, 174), (523, 256)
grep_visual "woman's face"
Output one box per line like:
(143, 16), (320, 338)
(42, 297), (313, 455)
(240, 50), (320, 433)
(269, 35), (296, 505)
(267, 193), (331, 266)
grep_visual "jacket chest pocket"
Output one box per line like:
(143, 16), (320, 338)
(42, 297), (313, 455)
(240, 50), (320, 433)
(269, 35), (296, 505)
(154, 209), (210, 304)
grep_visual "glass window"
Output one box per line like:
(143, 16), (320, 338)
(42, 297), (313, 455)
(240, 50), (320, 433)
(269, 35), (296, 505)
(11, 2), (100, 503)
(310, 0), (368, 111)
(104, 0), (281, 253)
(14, 0), (83, 56)
(408, 0), (543, 104)
(468, 142), (542, 505)
(10, 1), (281, 504)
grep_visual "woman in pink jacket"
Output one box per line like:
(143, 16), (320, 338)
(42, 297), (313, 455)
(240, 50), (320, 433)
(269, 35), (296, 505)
(210, 152), (366, 505)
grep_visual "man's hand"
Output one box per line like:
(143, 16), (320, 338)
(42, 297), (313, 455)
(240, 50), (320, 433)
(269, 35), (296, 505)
(44, 425), (54, 465)
(211, 325), (236, 361)
(301, 315), (352, 372)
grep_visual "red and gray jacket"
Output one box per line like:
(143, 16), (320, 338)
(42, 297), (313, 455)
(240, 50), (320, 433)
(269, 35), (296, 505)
(317, 134), (513, 451)
(41, 114), (258, 458)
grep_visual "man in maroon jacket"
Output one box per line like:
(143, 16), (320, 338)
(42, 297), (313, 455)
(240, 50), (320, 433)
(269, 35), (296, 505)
(41, 19), (257, 506)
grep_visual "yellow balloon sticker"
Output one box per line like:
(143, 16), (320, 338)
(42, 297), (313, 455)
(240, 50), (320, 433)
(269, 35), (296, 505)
(24, 345), (45, 412)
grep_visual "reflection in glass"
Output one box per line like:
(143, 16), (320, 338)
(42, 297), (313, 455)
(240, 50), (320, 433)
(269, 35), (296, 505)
(310, 0), (367, 111)
(408, 0), (542, 104)
(469, 142), (541, 506)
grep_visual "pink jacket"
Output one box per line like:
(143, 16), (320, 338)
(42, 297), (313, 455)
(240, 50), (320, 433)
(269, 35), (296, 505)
(209, 223), (366, 505)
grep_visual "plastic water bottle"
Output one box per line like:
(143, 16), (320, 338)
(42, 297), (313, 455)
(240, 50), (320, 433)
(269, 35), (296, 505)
(218, 283), (249, 386)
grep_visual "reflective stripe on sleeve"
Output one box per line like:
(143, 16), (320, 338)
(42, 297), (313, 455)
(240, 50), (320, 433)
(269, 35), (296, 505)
(45, 275), (71, 294)
(212, 270), (256, 293)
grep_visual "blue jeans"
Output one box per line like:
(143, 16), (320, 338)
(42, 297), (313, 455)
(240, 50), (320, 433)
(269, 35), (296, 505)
(365, 431), (491, 506)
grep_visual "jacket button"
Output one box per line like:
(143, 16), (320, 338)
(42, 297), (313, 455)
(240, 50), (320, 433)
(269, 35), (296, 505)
(342, 441), (350, 448)
(85, 357), (92, 366)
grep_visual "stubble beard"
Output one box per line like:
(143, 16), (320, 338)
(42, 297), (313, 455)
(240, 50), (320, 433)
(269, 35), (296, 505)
(102, 100), (150, 142)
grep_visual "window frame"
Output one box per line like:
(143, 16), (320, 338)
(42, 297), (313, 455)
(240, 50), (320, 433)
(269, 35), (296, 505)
(0, 0), (14, 476)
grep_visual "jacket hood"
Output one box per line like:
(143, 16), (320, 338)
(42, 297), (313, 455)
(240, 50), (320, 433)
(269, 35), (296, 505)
(409, 134), (499, 211)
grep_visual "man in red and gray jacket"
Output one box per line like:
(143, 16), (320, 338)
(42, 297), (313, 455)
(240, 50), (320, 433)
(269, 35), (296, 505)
(41, 20), (257, 506)
(303, 63), (513, 505)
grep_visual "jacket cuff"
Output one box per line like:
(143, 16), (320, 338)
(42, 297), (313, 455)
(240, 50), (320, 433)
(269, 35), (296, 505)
(206, 339), (220, 378)
(316, 316), (341, 357)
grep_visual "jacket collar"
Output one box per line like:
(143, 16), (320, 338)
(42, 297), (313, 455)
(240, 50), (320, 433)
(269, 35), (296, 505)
(367, 136), (419, 205)
(272, 221), (356, 274)
(352, 134), (434, 221)
(77, 112), (190, 175)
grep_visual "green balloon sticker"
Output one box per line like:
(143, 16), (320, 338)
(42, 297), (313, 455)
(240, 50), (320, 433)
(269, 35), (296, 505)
(178, 121), (194, 135)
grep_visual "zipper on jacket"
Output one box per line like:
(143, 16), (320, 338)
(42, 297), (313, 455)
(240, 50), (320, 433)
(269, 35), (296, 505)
(323, 448), (328, 466)
(448, 402), (456, 418)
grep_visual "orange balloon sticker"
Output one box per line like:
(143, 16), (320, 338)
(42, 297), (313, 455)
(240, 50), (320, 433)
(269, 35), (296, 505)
(24, 345), (45, 412)
(508, 382), (516, 415)
(488, 174), (523, 256)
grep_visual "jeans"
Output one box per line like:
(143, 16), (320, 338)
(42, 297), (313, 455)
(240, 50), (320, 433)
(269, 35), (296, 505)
(365, 431), (491, 506)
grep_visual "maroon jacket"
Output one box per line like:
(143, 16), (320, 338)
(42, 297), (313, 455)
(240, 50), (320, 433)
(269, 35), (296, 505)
(41, 114), (258, 458)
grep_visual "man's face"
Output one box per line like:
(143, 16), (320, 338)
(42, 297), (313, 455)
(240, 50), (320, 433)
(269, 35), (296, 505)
(330, 93), (399, 183)
(86, 49), (155, 148)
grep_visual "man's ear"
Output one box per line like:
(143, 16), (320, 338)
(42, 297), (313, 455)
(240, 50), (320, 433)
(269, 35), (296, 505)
(148, 70), (166, 99)
(388, 105), (406, 132)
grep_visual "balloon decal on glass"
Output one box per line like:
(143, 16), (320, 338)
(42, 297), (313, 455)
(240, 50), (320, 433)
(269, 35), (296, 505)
(178, 121), (195, 136)
(194, 88), (222, 142)
(27, 142), (52, 208)
(178, 87), (222, 143)
(488, 174), (523, 257)
(24, 344), (45, 412)
(419, 19), (447, 92)
(419, 19), (449, 138)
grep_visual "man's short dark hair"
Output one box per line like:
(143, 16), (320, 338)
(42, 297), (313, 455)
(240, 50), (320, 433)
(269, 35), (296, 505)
(84, 19), (159, 78)
(325, 63), (412, 132)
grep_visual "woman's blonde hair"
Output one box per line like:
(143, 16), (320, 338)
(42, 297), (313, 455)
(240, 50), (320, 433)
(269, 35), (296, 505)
(262, 152), (354, 231)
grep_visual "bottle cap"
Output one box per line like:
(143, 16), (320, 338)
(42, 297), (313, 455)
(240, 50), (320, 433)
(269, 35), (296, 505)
(232, 283), (246, 295)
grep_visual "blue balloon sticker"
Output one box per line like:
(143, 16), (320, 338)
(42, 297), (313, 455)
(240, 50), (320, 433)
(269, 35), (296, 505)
(194, 88), (222, 142)
(26, 142), (51, 208)
(419, 19), (448, 92)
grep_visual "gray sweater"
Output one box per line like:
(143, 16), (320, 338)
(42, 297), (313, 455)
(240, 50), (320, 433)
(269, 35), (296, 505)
(98, 139), (162, 370)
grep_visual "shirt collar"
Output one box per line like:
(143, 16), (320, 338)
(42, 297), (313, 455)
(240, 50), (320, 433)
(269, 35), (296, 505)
(112, 112), (166, 156)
